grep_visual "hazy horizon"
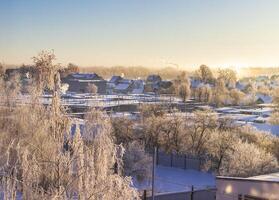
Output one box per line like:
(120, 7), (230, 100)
(2, 0), (279, 69)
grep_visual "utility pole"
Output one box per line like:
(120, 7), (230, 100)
(152, 146), (157, 200)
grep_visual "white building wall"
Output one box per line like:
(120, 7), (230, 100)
(216, 177), (279, 200)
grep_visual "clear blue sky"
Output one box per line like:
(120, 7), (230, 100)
(1, 0), (279, 69)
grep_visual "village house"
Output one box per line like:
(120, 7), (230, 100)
(190, 77), (203, 89)
(145, 74), (172, 94)
(61, 73), (107, 94)
(113, 79), (134, 94)
(107, 75), (123, 94)
(146, 74), (162, 83)
(236, 81), (248, 91)
(270, 80), (279, 89)
(255, 75), (269, 82)
(108, 75), (123, 87)
(255, 93), (273, 104)
(131, 79), (145, 94)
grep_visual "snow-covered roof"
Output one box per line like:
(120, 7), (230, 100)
(236, 82), (247, 91)
(217, 174), (279, 183)
(255, 75), (269, 82)
(114, 83), (131, 91)
(77, 79), (104, 83)
(71, 73), (102, 80)
(249, 173), (279, 182)
(256, 94), (273, 104)
(146, 74), (162, 82)
(190, 79), (203, 88)
(109, 76), (122, 83)
(215, 107), (238, 114)
(253, 116), (267, 123)
(239, 107), (272, 115)
(131, 88), (144, 94)
(220, 114), (258, 122)
(119, 79), (132, 84)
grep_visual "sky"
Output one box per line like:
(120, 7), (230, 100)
(1, 0), (279, 69)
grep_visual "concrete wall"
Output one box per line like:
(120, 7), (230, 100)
(216, 177), (279, 200)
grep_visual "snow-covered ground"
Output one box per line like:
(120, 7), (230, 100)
(134, 166), (215, 194)
(235, 121), (279, 135)
(250, 122), (279, 136)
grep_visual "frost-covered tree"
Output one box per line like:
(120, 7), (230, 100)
(0, 73), (22, 110)
(123, 141), (152, 183)
(159, 114), (185, 153)
(195, 85), (212, 102)
(142, 114), (167, 149)
(111, 117), (135, 145)
(0, 51), (139, 199)
(229, 89), (245, 105)
(220, 140), (278, 177)
(212, 78), (230, 106)
(183, 109), (218, 156)
(217, 68), (237, 88)
(0, 62), (5, 77)
(195, 65), (215, 84)
(139, 104), (165, 120)
(86, 83), (98, 94)
(177, 82), (191, 102)
(270, 88), (279, 124)
(32, 50), (61, 92)
(207, 130), (237, 173)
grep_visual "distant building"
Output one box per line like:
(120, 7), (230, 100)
(216, 173), (279, 200)
(236, 81), (248, 91)
(255, 93), (272, 104)
(270, 80), (279, 89)
(131, 80), (145, 94)
(190, 78), (203, 89)
(62, 73), (107, 94)
(5, 68), (21, 77)
(256, 75), (269, 82)
(113, 79), (134, 94)
(107, 76), (123, 94)
(146, 74), (162, 83)
(109, 75), (123, 85)
(145, 75), (174, 94)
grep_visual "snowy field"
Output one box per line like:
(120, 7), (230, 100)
(134, 166), (215, 194)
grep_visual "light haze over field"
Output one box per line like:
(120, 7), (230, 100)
(1, 0), (279, 68)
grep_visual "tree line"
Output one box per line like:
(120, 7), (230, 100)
(112, 104), (279, 178)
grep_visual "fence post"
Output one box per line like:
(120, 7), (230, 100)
(152, 147), (157, 200)
(143, 190), (147, 200)
(190, 185), (194, 200)
(156, 148), (159, 165)
(184, 155), (187, 169)
(170, 153), (173, 167)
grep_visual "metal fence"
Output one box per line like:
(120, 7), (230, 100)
(142, 188), (216, 200)
(156, 151), (201, 171)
